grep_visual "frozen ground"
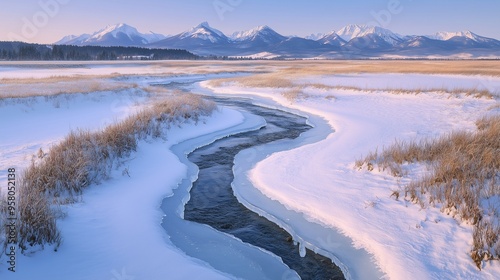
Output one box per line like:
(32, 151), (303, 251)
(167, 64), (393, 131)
(1, 108), (243, 280)
(0, 65), (247, 279)
(1, 62), (499, 279)
(202, 73), (500, 279)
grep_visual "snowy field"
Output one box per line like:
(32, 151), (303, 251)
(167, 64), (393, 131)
(203, 70), (500, 279)
(0, 66), (247, 279)
(0, 61), (499, 279)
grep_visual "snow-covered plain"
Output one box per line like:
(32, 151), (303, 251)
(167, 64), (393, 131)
(1, 62), (499, 280)
(1, 109), (244, 280)
(0, 73), (250, 278)
(202, 73), (500, 279)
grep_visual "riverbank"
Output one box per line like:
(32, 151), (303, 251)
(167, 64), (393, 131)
(2, 61), (499, 279)
(0, 62), (253, 279)
(1, 103), (245, 279)
(201, 72), (500, 279)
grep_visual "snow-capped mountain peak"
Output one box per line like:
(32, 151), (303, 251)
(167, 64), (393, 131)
(317, 31), (346, 46)
(431, 31), (473, 41)
(90, 23), (142, 41)
(305, 33), (326, 41)
(197, 21), (209, 28)
(337, 24), (368, 40)
(143, 31), (168, 43)
(180, 22), (227, 43)
(55, 23), (166, 46)
(55, 34), (90, 45)
(231, 25), (270, 40)
(337, 24), (402, 45)
(429, 30), (494, 43)
(230, 25), (286, 45)
(54, 22), (500, 58)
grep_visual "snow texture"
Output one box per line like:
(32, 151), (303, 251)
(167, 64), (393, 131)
(2, 63), (500, 280)
(0, 69), (245, 279)
(202, 73), (500, 280)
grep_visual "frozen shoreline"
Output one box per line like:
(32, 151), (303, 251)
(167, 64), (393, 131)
(0, 69), (266, 279)
(201, 73), (500, 279)
(195, 84), (384, 279)
(163, 108), (303, 280)
(0, 71), (330, 279)
(1, 104), (249, 279)
(1, 63), (499, 279)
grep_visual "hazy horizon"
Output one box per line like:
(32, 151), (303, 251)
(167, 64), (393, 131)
(2, 0), (500, 44)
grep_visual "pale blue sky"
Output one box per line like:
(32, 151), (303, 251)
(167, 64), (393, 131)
(2, 0), (499, 43)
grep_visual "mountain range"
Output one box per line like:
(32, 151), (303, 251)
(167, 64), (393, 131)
(56, 23), (167, 47)
(55, 22), (500, 59)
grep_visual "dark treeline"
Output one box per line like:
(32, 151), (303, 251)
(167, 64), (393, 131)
(0, 42), (198, 61)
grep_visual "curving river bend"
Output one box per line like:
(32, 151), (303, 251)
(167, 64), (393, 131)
(158, 78), (382, 279)
(184, 97), (345, 279)
(160, 90), (344, 279)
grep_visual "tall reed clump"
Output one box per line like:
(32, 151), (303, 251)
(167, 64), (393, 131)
(356, 115), (500, 269)
(12, 93), (216, 253)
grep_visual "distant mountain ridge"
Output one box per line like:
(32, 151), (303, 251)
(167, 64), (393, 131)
(148, 22), (229, 49)
(55, 23), (167, 47)
(55, 22), (500, 59)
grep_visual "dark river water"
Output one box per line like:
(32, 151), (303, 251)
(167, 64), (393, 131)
(183, 97), (345, 280)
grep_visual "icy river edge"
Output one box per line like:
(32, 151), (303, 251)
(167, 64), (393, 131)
(161, 80), (384, 279)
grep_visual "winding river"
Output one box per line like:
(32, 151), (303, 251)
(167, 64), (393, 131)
(162, 92), (344, 279)
(184, 97), (344, 279)
(159, 78), (382, 280)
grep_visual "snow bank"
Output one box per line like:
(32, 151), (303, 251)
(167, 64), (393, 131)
(201, 73), (500, 279)
(0, 62), (166, 79)
(0, 72), (248, 279)
(163, 110), (300, 280)
(2, 62), (499, 279)
(0, 90), (147, 193)
(0, 93), (244, 279)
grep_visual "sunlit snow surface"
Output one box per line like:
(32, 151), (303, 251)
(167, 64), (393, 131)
(162, 110), (300, 280)
(0, 80), (243, 278)
(1, 62), (500, 280)
(202, 73), (500, 280)
(0, 63), (301, 280)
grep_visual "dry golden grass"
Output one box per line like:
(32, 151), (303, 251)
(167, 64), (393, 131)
(17, 182), (61, 251)
(0, 78), (139, 99)
(210, 76), (497, 100)
(0, 74), (117, 84)
(282, 88), (307, 103)
(233, 60), (500, 76)
(199, 60), (500, 76)
(208, 73), (294, 89)
(0, 61), (279, 80)
(4, 60), (498, 100)
(356, 115), (500, 268)
(3, 60), (499, 81)
(305, 84), (496, 99)
(0, 61), (277, 99)
(10, 93), (216, 252)
(3, 59), (499, 254)
(272, 60), (500, 77)
(488, 103), (500, 111)
(207, 60), (500, 101)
